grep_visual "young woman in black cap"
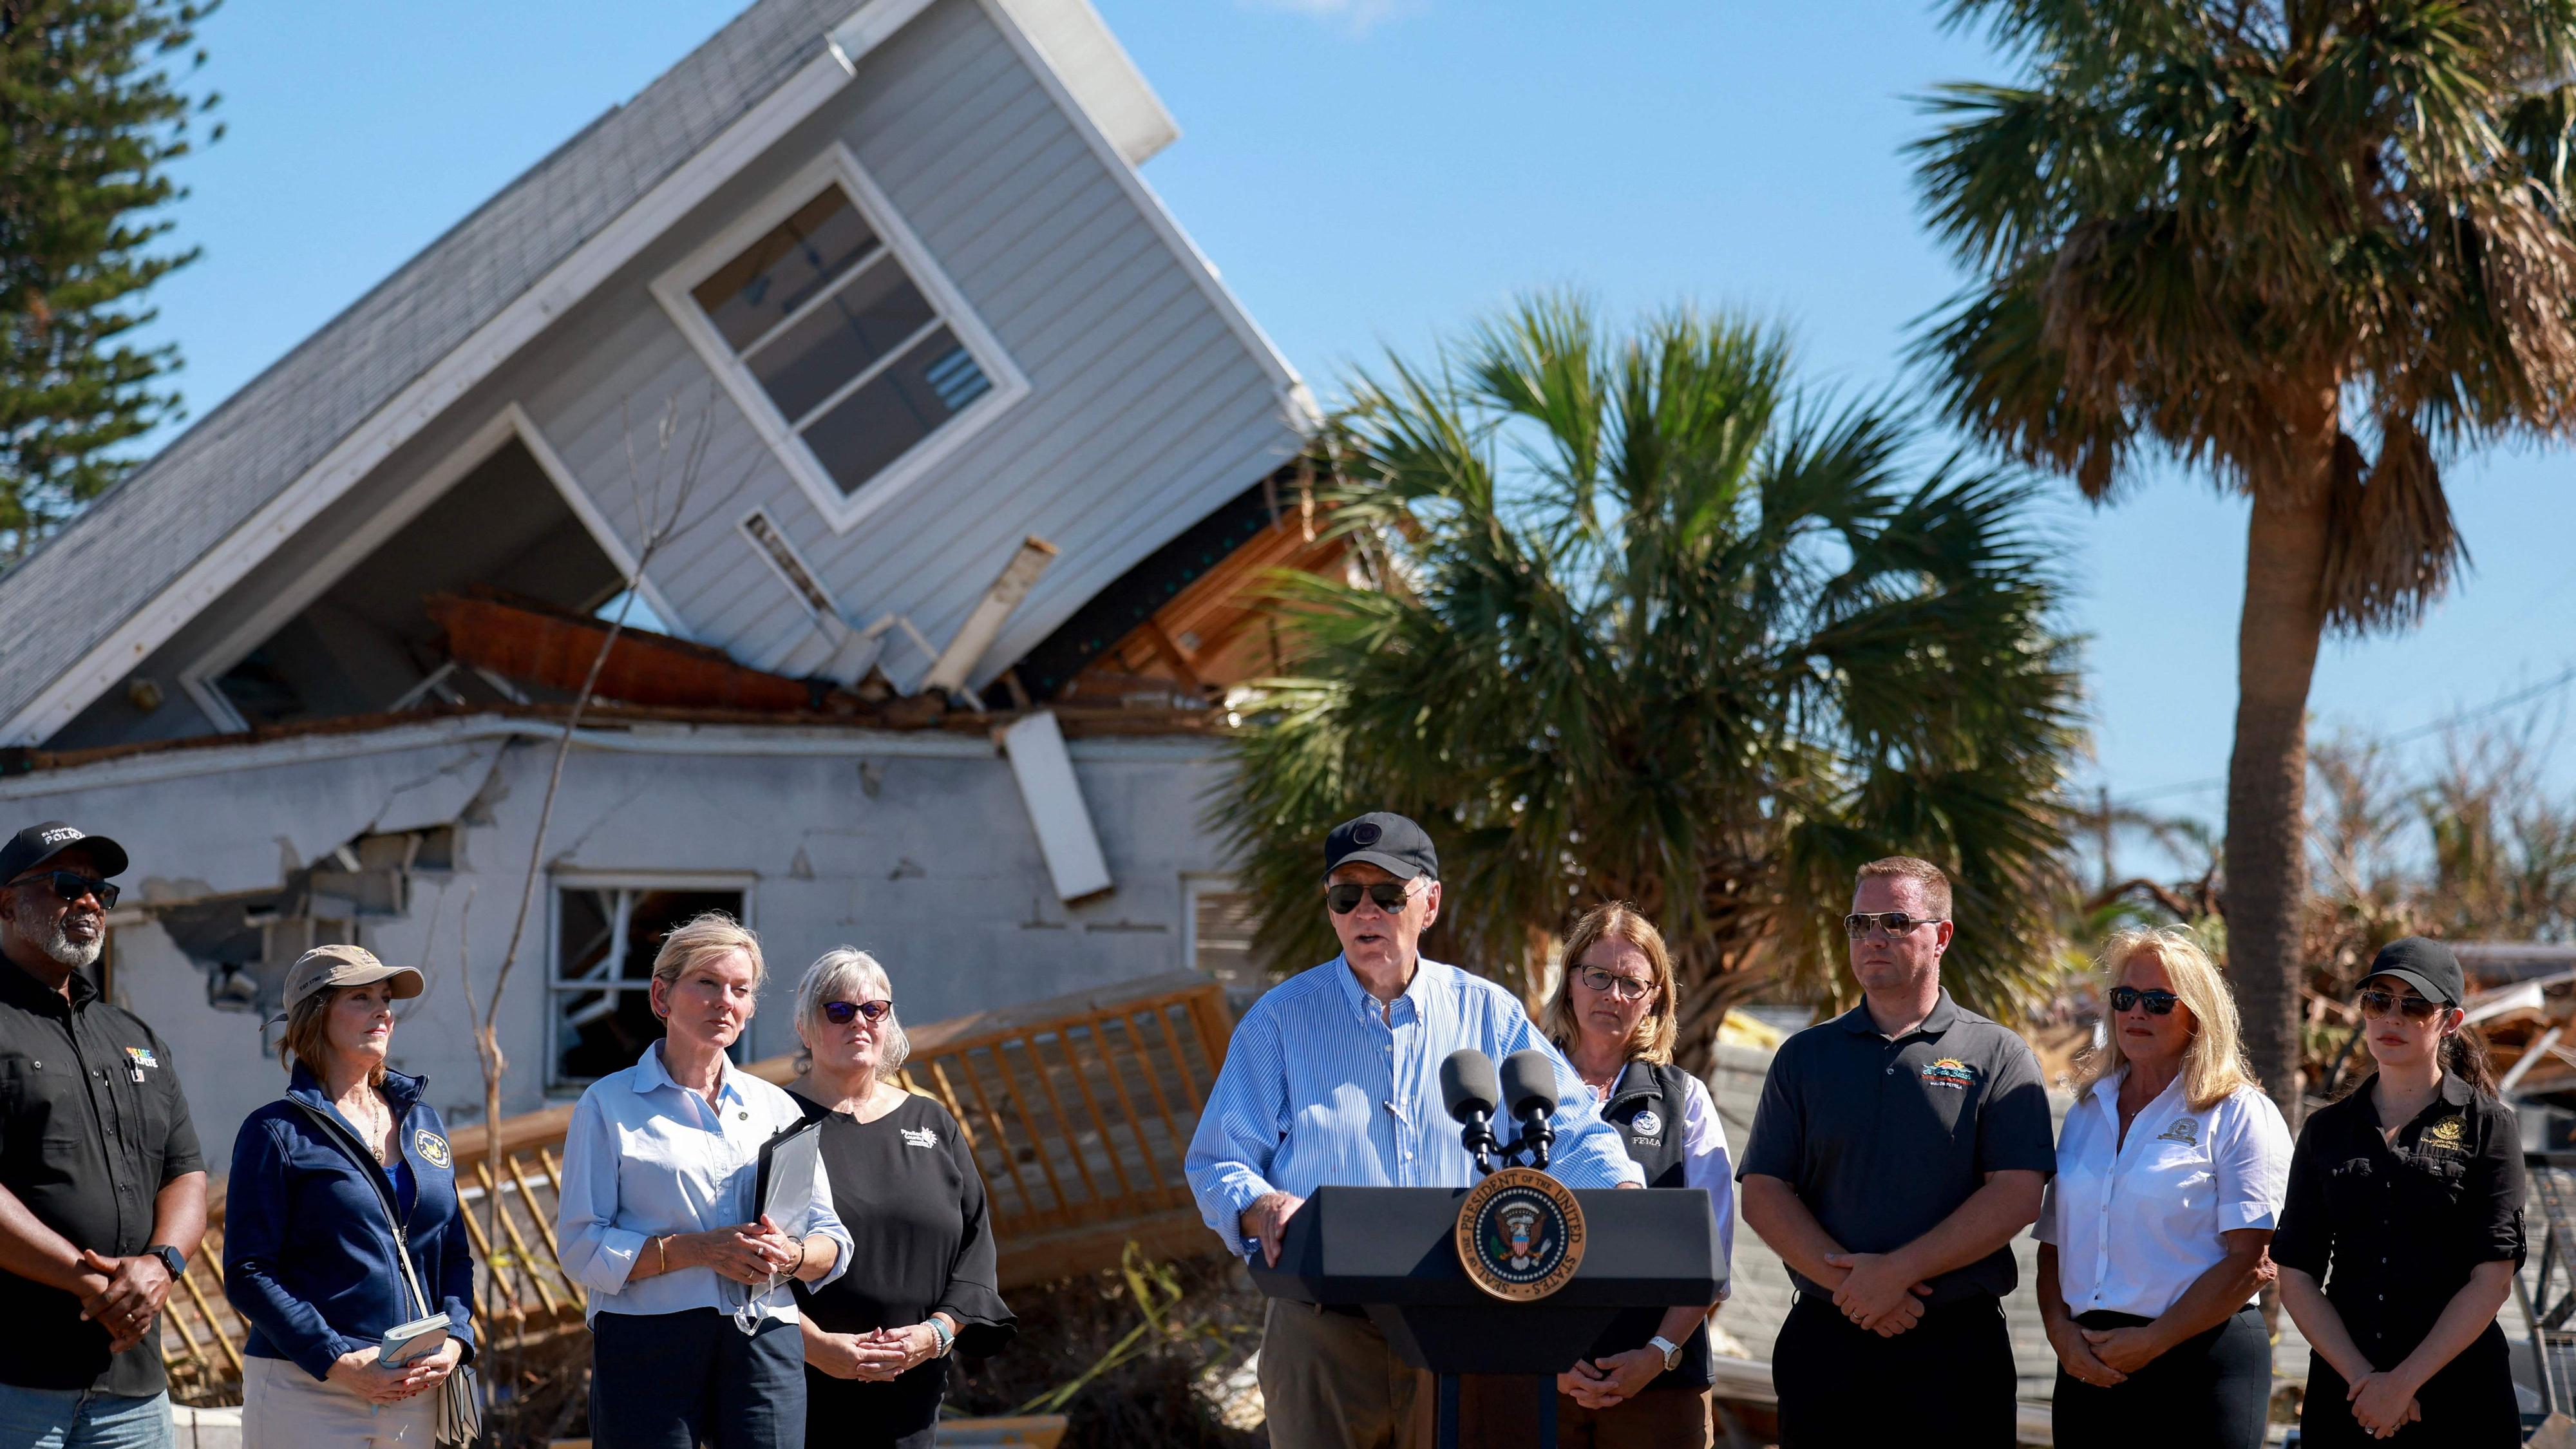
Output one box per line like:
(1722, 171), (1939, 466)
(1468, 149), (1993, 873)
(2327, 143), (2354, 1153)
(2273, 937), (2524, 1444)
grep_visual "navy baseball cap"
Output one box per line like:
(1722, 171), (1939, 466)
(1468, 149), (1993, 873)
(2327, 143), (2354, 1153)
(2363, 936), (2465, 1008)
(1323, 812), (1438, 882)
(0, 822), (129, 884)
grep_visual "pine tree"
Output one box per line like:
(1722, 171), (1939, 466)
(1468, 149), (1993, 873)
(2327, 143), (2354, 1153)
(0, 0), (218, 562)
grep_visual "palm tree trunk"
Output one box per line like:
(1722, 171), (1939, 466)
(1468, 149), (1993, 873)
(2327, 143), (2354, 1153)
(2226, 394), (2336, 1126)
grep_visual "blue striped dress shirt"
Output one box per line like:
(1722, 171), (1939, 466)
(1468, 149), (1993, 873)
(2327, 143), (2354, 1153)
(1186, 955), (1645, 1258)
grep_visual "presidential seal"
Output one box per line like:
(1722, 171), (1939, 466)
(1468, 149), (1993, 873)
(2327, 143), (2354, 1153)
(1456, 1166), (1586, 1302)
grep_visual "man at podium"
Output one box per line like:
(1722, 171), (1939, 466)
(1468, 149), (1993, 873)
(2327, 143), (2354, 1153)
(1186, 812), (1644, 1449)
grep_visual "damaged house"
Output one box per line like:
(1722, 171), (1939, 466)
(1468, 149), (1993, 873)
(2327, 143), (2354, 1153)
(0, 0), (1339, 1143)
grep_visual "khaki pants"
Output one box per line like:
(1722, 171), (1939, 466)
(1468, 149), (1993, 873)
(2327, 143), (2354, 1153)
(1257, 1301), (1425, 1449)
(241, 1355), (436, 1448)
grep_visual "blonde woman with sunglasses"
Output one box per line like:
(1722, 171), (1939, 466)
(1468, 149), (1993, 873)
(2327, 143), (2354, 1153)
(788, 949), (1013, 1449)
(2274, 938), (2524, 1446)
(2034, 928), (2289, 1449)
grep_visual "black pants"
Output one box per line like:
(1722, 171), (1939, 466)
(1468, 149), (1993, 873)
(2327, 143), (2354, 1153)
(2050, 1306), (2270, 1449)
(1772, 1293), (2016, 1448)
(590, 1308), (806, 1449)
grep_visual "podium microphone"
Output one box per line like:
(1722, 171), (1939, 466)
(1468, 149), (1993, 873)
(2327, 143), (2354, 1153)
(1438, 1048), (1502, 1174)
(1497, 1049), (1560, 1171)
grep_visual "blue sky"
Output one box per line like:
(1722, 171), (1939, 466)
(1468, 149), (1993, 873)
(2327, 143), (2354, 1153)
(129, 1), (2576, 873)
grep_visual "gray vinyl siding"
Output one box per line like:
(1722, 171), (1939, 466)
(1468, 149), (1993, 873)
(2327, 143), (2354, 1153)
(507, 0), (1303, 684)
(29, 0), (1302, 752)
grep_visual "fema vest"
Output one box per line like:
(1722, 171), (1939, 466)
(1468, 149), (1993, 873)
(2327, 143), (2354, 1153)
(1585, 1058), (1715, 1390)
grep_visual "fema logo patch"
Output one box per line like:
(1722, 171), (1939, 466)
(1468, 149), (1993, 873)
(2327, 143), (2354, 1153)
(1630, 1109), (1663, 1139)
(1456, 1166), (1587, 1302)
(412, 1129), (451, 1169)
(1920, 1058), (1977, 1090)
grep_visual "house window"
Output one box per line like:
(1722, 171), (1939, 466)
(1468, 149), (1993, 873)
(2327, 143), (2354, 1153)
(1184, 878), (1267, 1011)
(689, 186), (994, 498)
(549, 884), (748, 1088)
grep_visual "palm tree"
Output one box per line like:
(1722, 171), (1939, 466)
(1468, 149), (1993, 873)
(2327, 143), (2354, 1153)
(1214, 296), (2083, 1066)
(1911, 3), (2576, 1113)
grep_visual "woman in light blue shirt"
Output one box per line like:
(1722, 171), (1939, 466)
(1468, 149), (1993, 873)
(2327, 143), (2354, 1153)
(556, 913), (849, 1449)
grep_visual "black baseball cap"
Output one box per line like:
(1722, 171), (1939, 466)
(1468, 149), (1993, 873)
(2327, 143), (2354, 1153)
(1323, 811), (1439, 882)
(0, 821), (128, 885)
(2362, 936), (2465, 1008)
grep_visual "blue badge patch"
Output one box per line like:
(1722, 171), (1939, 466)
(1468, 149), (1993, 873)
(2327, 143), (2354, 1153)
(1630, 1109), (1663, 1139)
(412, 1129), (450, 1169)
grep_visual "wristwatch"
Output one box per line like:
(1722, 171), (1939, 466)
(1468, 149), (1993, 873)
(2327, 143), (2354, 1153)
(1647, 1334), (1683, 1372)
(146, 1245), (186, 1281)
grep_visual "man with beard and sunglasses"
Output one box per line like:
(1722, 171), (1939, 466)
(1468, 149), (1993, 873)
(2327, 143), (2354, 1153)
(0, 822), (207, 1449)
(1186, 812), (1643, 1449)
(1737, 855), (2055, 1447)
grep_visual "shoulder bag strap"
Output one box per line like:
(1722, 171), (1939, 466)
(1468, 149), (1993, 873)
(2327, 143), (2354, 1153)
(290, 1099), (435, 1321)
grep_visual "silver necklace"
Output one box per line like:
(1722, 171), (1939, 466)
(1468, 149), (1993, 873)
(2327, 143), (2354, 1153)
(352, 1088), (388, 1163)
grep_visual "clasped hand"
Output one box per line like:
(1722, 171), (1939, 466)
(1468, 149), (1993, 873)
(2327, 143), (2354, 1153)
(2346, 1368), (2425, 1439)
(676, 1215), (803, 1286)
(811, 1322), (942, 1381)
(74, 1248), (173, 1352)
(328, 1339), (463, 1405)
(1820, 1252), (1933, 1336)
(1556, 1347), (1662, 1409)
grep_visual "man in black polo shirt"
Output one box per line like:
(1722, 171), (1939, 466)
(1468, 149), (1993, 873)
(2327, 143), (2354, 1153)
(1738, 855), (2054, 1446)
(0, 822), (205, 1449)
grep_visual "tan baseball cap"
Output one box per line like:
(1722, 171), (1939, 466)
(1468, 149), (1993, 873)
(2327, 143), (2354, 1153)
(283, 944), (425, 1012)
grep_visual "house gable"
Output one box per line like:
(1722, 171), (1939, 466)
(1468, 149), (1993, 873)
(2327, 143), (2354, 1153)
(0, 0), (1294, 748)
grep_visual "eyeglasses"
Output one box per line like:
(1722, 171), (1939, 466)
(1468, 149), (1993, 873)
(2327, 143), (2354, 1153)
(10, 871), (118, 909)
(2356, 988), (2445, 1021)
(1326, 882), (1414, 915)
(1575, 966), (1654, 1001)
(2108, 987), (2182, 1016)
(1842, 911), (1939, 940)
(820, 999), (893, 1025)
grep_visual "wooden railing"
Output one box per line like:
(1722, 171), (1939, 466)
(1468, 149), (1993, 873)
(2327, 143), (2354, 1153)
(156, 971), (1233, 1405)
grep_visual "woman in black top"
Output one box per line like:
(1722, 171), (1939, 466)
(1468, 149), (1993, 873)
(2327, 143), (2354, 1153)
(2274, 938), (2524, 1445)
(789, 949), (1013, 1449)
(1540, 904), (1732, 1448)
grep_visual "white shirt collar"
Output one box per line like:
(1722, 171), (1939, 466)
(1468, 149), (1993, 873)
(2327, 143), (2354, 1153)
(635, 1039), (745, 1104)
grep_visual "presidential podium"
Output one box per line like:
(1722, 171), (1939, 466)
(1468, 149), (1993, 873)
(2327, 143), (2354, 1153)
(1249, 1182), (1723, 1449)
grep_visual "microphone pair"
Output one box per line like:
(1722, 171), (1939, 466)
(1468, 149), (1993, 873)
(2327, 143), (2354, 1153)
(1437, 1047), (1558, 1172)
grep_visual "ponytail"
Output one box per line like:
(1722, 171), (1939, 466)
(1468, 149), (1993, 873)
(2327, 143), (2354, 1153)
(2445, 1020), (2497, 1098)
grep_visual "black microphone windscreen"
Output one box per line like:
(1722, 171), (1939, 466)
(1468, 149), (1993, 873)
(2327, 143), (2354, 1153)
(1499, 1048), (1561, 1117)
(1439, 1048), (1500, 1122)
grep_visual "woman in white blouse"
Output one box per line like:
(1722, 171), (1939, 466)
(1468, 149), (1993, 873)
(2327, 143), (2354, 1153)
(556, 913), (851, 1449)
(2037, 926), (2291, 1449)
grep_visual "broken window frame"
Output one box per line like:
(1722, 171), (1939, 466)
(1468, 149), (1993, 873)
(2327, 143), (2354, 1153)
(545, 873), (757, 1093)
(650, 144), (1028, 536)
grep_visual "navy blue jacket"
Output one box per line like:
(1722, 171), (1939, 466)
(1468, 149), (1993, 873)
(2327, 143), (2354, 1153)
(223, 1066), (477, 1379)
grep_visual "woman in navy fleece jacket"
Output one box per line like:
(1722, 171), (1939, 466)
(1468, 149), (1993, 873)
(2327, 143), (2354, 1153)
(225, 946), (475, 1444)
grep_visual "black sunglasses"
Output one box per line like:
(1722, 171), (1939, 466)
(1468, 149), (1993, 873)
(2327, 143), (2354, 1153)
(10, 871), (118, 909)
(2356, 988), (2445, 1021)
(1326, 882), (1413, 915)
(1842, 911), (1938, 940)
(2109, 986), (2182, 1016)
(820, 999), (892, 1025)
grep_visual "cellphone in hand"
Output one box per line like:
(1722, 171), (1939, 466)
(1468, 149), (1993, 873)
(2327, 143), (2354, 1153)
(379, 1314), (450, 1368)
